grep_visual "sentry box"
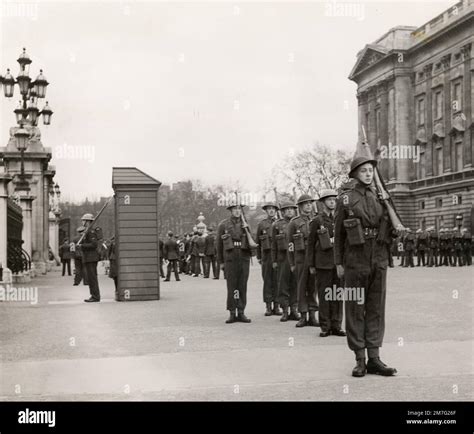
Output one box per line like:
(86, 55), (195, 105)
(112, 167), (162, 301)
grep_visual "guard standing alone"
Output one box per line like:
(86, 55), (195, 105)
(216, 202), (253, 324)
(79, 213), (101, 303)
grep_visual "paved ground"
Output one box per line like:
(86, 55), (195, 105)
(0, 260), (472, 401)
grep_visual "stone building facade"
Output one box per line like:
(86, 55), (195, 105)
(349, 0), (474, 232)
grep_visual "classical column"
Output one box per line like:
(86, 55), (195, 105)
(0, 173), (12, 269)
(378, 80), (389, 180)
(441, 54), (452, 172)
(357, 91), (368, 144)
(424, 63), (434, 176)
(394, 73), (413, 183)
(49, 211), (61, 260)
(367, 87), (377, 150)
(461, 43), (472, 167)
(388, 84), (396, 181)
(18, 193), (35, 258)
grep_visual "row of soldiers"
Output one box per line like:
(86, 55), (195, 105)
(159, 228), (220, 282)
(395, 227), (472, 267)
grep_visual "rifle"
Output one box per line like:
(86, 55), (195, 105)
(77, 197), (114, 246)
(234, 191), (259, 249)
(361, 126), (405, 231)
(273, 187), (282, 220)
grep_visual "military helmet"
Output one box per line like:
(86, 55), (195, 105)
(416, 229), (422, 234)
(349, 156), (377, 178)
(81, 213), (94, 221)
(77, 226), (85, 233)
(296, 194), (315, 205)
(318, 189), (338, 201)
(208, 226), (214, 232)
(226, 202), (244, 210)
(280, 201), (297, 210)
(167, 231), (173, 237)
(262, 202), (279, 211)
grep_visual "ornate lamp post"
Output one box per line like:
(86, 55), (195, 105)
(0, 48), (54, 190)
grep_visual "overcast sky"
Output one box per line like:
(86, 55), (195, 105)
(0, 0), (452, 201)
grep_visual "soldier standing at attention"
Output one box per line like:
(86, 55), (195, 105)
(452, 228), (464, 266)
(204, 226), (219, 279)
(59, 239), (72, 276)
(73, 227), (87, 286)
(308, 189), (345, 338)
(217, 202), (252, 324)
(446, 228), (456, 266)
(257, 202), (281, 316)
(461, 228), (472, 266)
(427, 227), (439, 267)
(163, 231), (181, 282)
(78, 213), (101, 303)
(334, 156), (398, 377)
(271, 202), (300, 322)
(287, 194), (319, 328)
(403, 228), (415, 267)
(416, 229), (428, 266)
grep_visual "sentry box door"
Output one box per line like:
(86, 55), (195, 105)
(112, 167), (162, 301)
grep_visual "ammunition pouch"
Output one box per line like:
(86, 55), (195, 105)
(293, 232), (305, 251)
(259, 234), (271, 251)
(343, 218), (365, 246)
(317, 227), (332, 251)
(276, 233), (287, 251)
(221, 234), (234, 251)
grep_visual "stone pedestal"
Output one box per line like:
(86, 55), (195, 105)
(0, 173), (12, 269)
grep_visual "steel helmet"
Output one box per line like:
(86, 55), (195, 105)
(318, 189), (338, 201)
(262, 202), (279, 211)
(296, 194), (315, 205)
(349, 156), (377, 178)
(280, 201), (297, 210)
(81, 213), (94, 221)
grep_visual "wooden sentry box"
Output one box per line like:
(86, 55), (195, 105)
(112, 167), (162, 301)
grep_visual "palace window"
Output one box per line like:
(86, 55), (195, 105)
(434, 90), (443, 120)
(419, 149), (426, 179)
(419, 200), (425, 210)
(417, 97), (425, 126)
(452, 81), (462, 112)
(435, 145), (443, 175)
(454, 141), (463, 171)
(436, 197), (443, 208)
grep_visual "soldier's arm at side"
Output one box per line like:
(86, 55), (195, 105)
(256, 221), (262, 260)
(287, 220), (296, 267)
(216, 222), (224, 264)
(307, 218), (317, 271)
(333, 199), (346, 266)
(271, 223), (278, 264)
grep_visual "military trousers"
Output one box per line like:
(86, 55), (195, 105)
(84, 261), (100, 301)
(463, 249), (472, 266)
(74, 258), (87, 285)
(403, 251), (414, 267)
(344, 265), (387, 358)
(276, 257), (297, 309)
(427, 249), (438, 267)
(295, 259), (317, 313)
(316, 267), (343, 332)
(224, 248), (250, 312)
(416, 250), (426, 266)
(261, 253), (278, 303)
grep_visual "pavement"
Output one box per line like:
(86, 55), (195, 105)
(0, 261), (472, 401)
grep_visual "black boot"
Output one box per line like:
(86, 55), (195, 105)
(308, 311), (320, 327)
(367, 358), (397, 376)
(352, 358), (367, 377)
(280, 307), (289, 322)
(272, 302), (282, 316)
(237, 311), (251, 323)
(289, 308), (301, 321)
(295, 312), (308, 328)
(264, 302), (273, 316)
(225, 310), (237, 324)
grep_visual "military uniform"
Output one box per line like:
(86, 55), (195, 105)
(59, 241), (72, 276)
(271, 208), (298, 321)
(287, 205), (318, 326)
(73, 228), (88, 286)
(334, 178), (396, 368)
(462, 231), (472, 266)
(191, 233), (206, 276)
(217, 213), (252, 322)
(307, 209), (343, 335)
(80, 227), (101, 301)
(257, 213), (279, 314)
(452, 230), (464, 266)
(427, 230), (439, 267)
(204, 230), (219, 279)
(403, 231), (415, 267)
(416, 230), (428, 266)
(439, 231), (449, 266)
